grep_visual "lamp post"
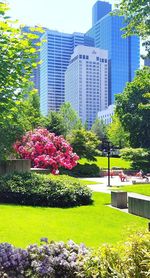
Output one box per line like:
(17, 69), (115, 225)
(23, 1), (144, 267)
(103, 138), (111, 187)
(107, 140), (111, 187)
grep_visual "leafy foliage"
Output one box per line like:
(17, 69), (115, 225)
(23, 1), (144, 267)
(0, 239), (89, 278)
(116, 67), (150, 149)
(18, 92), (44, 131)
(59, 102), (82, 137)
(115, 0), (150, 57)
(0, 3), (41, 120)
(0, 231), (150, 277)
(120, 147), (150, 172)
(60, 163), (100, 177)
(91, 118), (106, 140)
(68, 128), (100, 161)
(14, 128), (79, 174)
(81, 230), (150, 278)
(0, 172), (92, 207)
(0, 3), (44, 159)
(45, 111), (66, 136)
(107, 114), (129, 148)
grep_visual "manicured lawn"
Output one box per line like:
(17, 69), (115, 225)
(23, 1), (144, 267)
(111, 184), (150, 196)
(79, 156), (131, 169)
(78, 179), (100, 185)
(0, 192), (147, 249)
(44, 174), (99, 186)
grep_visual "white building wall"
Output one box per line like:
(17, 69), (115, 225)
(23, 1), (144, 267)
(65, 45), (108, 129)
(98, 104), (115, 125)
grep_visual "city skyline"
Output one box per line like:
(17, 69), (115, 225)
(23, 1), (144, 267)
(8, 0), (119, 33)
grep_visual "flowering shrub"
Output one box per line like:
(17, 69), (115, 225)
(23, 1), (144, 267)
(0, 239), (89, 278)
(14, 128), (79, 174)
(0, 231), (150, 277)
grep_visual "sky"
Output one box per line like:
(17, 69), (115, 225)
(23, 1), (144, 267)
(7, 0), (118, 34)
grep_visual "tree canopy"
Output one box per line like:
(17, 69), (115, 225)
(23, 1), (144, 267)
(91, 118), (106, 140)
(0, 2), (43, 159)
(115, 0), (150, 57)
(59, 102), (82, 136)
(45, 111), (66, 136)
(107, 114), (129, 148)
(115, 67), (150, 148)
(67, 128), (100, 161)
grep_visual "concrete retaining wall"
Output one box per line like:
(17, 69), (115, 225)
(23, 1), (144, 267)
(128, 196), (150, 219)
(0, 160), (31, 175)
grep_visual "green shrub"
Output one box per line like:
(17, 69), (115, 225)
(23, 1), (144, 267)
(60, 163), (100, 177)
(0, 172), (92, 207)
(120, 148), (150, 172)
(80, 230), (150, 278)
(0, 231), (149, 277)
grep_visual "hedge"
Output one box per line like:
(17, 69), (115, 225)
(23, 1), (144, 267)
(0, 173), (92, 207)
(60, 163), (100, 177)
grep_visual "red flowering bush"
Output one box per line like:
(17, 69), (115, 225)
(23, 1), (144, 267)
(14, 128), (79, 174)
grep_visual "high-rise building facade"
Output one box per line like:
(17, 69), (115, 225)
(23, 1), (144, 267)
(40, 30), (94, 115)
(92, 0), (111, 26)
(65, 46), (108, 129)
(87, 1), (140, 104)
(22, 26), (48, 95)
(98, 104), (114, 125)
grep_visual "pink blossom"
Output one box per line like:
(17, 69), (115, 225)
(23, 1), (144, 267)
(13, 128), (79, 174)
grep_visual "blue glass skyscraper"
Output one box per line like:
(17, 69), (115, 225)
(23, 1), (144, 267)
(40, 30), (94, 115)
(92, 0), (111, 26)
(87, 1), (140, 104)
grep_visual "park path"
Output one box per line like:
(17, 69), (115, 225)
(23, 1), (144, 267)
(83, 176), (150, 200)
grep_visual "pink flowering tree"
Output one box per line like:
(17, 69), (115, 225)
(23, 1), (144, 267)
(13, 128), (79, 174)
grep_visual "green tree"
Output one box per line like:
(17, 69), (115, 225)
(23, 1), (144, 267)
(18, 91), (44, 131)
(116, 67), (150, 149)
(91, 118), (106, 140)
(45, 111), (66, 136)
(0, 2), (43, 158)
(115, 0), (150, 57)
(59, 102), (82, 136)
(107, 114), (129, 148)
(120, 147), (150, 172)
(67, 128), (100, 161)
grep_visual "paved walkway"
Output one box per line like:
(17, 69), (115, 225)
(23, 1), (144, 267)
(83, 176), (132, 193)
(83, 176), (150, 215)
(83, 176), (149, 199)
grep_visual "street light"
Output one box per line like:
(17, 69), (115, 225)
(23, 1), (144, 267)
(103, 138), (111, 187)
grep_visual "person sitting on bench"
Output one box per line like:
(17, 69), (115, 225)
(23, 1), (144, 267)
(118, 170), (127, 182)
(136, 170), (149, 181)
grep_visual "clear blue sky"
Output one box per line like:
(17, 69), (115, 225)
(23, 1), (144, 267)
(8, 0), (118, 33)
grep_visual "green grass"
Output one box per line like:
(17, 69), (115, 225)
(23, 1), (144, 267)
(79, 156), (131, 169)
(0, 193), (147, 249)
(111, 184), (150, 196)
(44, 174), (99, 186)
(78, 179), (100, 185)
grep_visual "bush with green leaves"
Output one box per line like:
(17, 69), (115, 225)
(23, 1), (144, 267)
(60, 163), (100, 177)
(67, 128), (100, 161)
(0, 231), (149, 277)
(80, 230), (150, 278)
(0, 173), (92, 207)
(120, 147), (150, 172)
(0, 239), (89, 278)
